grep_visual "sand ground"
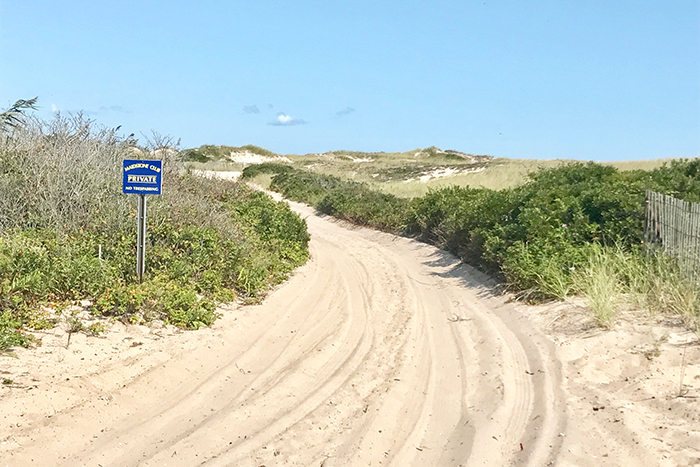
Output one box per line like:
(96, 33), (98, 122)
(1, 200), (699, 466)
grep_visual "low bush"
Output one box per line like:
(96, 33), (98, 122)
(271, 170), (345, 206)
(0, 230), (121, 306)
(501, 237), (589, 301)
(94, 276), (218, 329)
(405, 186), (520, 271)
(241, 162), (293, 179)
(243, 164), (408, 233)
(0, 109), (310, 345)
(253, 157), (700, 326)
(317, 185), (408, 232)
(0, 311), (35, 351)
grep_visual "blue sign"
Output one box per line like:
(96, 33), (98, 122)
(123, 160), (162, 195)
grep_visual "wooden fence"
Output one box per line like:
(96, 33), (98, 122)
(644, 189), (700, 276)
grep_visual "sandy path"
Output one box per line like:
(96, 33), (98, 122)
(2, 200), (697, 466)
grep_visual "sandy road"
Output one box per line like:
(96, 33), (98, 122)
(4, 201), (570, 466)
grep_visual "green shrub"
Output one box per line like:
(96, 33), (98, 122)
(85, 322), (106, 336)
(94, 276), (218, 329)
(229, 191), (310, 245)
(241, 162), (293, 179)
(317, 184), (408, 233)
(259, 161), (694, 303)
(406, 186), (520, 271)
(647, 159), (700, 203)
(180, 148), (212, 163)
(0, 230), (120, 307)
(12, 111), (698, 326)
(501, 237), (590, 301)
(0, 311), (34, 350)
(271, 170), (344, 206)
(245, 164), (409, 233)
(0, 111), (310, 332)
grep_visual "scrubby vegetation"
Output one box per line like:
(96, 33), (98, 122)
(181, 144), (278, 162)
(265, 147), (496, 192)
(244, 163), (409, 233)
(244, 160), (700, 328)
(0, 108), (309, 349)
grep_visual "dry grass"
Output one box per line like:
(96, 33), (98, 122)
(571, 246), (700, 331)
(245, 173), (275, 190)
(379, 157), (698, 198)
(186, 160), (247, 172)
(379, 158), (570, 197)
(286, 148), (492, 188)
(0, 114), (133, 232)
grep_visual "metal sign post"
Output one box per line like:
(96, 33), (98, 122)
(123, 160), (162, 283)
(136, 194), (147, 282)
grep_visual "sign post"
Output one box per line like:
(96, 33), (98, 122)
(123, 160), (162, 282)
(136, 194), (147, 281)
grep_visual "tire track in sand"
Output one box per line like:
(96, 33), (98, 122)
(4, 201), (566, 467)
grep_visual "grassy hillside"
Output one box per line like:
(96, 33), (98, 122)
(189, 144), (693, 197)
(287, 147), (491, 183)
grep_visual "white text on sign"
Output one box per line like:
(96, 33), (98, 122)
(127, 175), (157, 184)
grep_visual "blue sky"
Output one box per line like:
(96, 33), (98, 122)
(1, 1), (698, 160)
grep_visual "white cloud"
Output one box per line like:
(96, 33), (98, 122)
(268, 112), (307, 126)
(51, 104), (58, 113)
